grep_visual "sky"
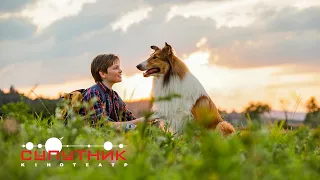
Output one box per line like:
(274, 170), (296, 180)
(0, 0), (319, 113)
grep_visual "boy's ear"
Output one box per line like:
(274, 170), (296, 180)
(99, 70), (106, 78)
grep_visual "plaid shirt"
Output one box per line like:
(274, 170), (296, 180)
(81, 82), (136, 125)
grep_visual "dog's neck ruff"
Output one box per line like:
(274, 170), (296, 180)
(151, 72), (208, 134)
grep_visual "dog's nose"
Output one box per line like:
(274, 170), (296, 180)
(136, 64), (142, 70)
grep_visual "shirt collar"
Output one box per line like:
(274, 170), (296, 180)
(97, 82), (119, 100)
(97, 81), (112, 93)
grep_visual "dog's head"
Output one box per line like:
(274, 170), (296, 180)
(136, 42), (175, 77)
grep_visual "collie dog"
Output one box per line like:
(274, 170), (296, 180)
(136, 42), (235, 136)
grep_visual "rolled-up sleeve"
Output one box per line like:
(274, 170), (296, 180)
(122, 102), (136, 121)
(116, 95), (136, 121)
(82, 88), (109, 125)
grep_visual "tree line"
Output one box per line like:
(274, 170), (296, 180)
(0, 85), (319, 128)
(242, 97), (320, 128)
(0, 86), (59, 118)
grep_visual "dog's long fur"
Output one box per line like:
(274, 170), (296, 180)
(137, 42), (235, 136)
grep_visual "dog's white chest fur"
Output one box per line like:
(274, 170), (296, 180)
(151, 72), (208, 133)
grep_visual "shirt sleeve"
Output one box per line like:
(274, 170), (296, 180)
(82, 88), (114, 126)
(119, 97), (137, 121)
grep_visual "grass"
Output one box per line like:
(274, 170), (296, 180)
(0, 100), (320, 180)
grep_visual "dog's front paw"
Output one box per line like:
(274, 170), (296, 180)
(147, 118), (161, 126)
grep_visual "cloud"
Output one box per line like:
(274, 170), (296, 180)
(143, 0), (199, 6)
(1, 0), (320, 89)
(22, 0), (97, 32)
(167, 0), (257, 28)
(26, 0), (154, 41)
(261, 6), (320, 33)
(0, 2), (217, 69)
(0, 17), (35, 40)
(273, 64), (320, 75)
(0, 53), (93, 89)
(0, 36), (56, 68)
(111, 6), (153, 33)
(0, 13), (216, 89)
(197, 5), (320, 69)
(0, 0), (97, 32)
(166, 0), (320, 29)
(205, 30), (320, 69)
(0, 0), (32, 13)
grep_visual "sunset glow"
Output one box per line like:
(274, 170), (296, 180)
(1, 0), (319, 114)
(4, 44), (319, 113)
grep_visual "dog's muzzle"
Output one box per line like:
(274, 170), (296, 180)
(136, 64), (143, 70)
(136, 60), (148, 71)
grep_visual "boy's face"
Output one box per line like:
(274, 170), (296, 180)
(100, 60), (122, 83)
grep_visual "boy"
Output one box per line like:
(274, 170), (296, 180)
(81, 54), (146, 131)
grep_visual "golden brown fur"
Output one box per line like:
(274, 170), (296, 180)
(58, 91), (84, 120)
(144, 43), (189, 86)
(138, 42), (236, 136)
(191, 95), (235, 136)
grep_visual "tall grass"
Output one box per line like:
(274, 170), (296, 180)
(0, 97), (319, 180)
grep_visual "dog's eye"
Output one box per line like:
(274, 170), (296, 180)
(153, 56), (157, 59)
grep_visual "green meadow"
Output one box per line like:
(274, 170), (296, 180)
(0, 97), (320, 180)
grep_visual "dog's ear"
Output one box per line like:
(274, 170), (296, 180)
(164, 42), (172, 55)
(63, 93), (71, 99)
(151, 45), (160, 51)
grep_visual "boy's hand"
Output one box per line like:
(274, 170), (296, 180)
(124, 123), (137, 132)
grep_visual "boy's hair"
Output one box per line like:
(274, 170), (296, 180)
(91, 54), (119, 82)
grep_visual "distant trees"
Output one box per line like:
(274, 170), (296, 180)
(243, 102), (272, 120)
(1, 101), (33, 122)
(9, 85), (17, 94)
(1, 85), (319, 129)
(304, 97), (320, 127)
(0, 86), (59, 118)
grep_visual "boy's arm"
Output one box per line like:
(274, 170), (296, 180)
(112, 117), (168, 132)
(115, 117), (145, 125)
(84, 90), (153, 129)
(111, 117), (145, 131)
(84, 88), (138, 126)
(83, 89), (110, 125)
(116, 95), (137, 121)
(122, 103), (137, 121)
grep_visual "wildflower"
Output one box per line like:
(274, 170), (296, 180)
(3, 117), (19, 134)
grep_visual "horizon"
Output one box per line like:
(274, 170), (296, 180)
(1, 84), (314, 114)
(1, 0), (319, 113)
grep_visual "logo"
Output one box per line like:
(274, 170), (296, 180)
(20, 137), (128, 168)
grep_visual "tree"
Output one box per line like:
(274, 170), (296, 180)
(279, 98), (290, 128)
(0, 101), (33, 122)
(243, 102), (272, 121)
(0, 88), (59, 119)
(306, 97), (319, 113)
(304, 97), (320, 128)
(9, 85), (17, 94)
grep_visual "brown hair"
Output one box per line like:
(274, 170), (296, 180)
(91, 54), (119, 82)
